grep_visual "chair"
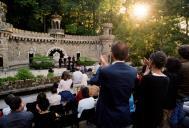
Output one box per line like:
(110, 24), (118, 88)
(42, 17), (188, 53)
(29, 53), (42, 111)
(49, 104), (64, 116)
(79, 108), (96, 125)
(57, 101), (78, 128)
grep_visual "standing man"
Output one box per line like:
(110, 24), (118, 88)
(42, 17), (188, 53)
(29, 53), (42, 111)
(96, 42), (137, 128)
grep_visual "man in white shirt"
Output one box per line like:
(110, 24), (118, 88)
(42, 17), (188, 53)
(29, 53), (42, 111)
(72, 67), (83, 84)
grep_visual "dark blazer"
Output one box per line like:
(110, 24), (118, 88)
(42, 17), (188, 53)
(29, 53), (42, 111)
(96, 62), (137, 128)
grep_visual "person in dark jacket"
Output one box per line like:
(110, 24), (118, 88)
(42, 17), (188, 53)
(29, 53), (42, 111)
(96, 42), (137, 128)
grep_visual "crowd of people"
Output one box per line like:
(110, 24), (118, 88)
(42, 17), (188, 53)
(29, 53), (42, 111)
(0, 42), (189, 128)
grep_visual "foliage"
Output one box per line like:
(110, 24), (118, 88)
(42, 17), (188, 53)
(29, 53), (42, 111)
(47, 72), (54, 78)
(15, 68), (34, 80)
(0, 76), (18, 86)
(31, 55), (54, 69)
(78, 57), (96, 66)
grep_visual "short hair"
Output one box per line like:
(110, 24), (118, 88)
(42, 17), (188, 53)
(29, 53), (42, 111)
(61, 71), (70, 80)
(37, 98), (50, 111)
(111, 42), (128, 61)
(149, 51), (167, 69)
(9, 96), (22, 111)
(166, 57), (181, 73)
(37, 92), (46, 103)
(178, 45), (189, 60)
(51, 87), (57, 94)
(81, 87), (89, 98)
(53, 82), (58, 88)
(4, 94), (15, 105)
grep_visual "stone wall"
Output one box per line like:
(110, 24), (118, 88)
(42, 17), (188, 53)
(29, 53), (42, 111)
(0, 2), (114, 70)
(6, 33), (103, 69)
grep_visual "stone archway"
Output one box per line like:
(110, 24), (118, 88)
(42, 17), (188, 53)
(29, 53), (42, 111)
(47, 47), (67, 61)
(47, 47), (67, 67)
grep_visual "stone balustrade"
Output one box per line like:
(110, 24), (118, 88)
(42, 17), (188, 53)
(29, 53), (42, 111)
(12, 28), (51, 37)
(48, 28), (64, 34)
(64, 34), (100, 41)
(0, 22), (13, 29)
(0, 2), (7, 12)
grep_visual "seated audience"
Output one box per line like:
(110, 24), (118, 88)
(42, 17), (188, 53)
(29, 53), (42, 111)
(135, 51), (169, 128)
(78, 87), (96, 118)
(58, 71), (72, 92)
(0, 96), (33, 128)
(34, 98), (56, 128)
(48, 87), (61, 106)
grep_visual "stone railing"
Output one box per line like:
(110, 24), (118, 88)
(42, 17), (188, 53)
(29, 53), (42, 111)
(0, 22), (13, 29)
(64, 34), (100, 41)
(0, 2), (7, 12)
(48, 29), (64, 34)
(12, 28), (51, 38)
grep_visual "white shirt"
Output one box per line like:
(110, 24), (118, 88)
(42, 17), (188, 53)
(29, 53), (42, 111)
(77, 97), (96, 118)
(72, 71), (83, 84)
(58, 79), (72, 92)
(183, 101), (189, 113)
(48, 93), (61, 106)
(81, 74), (89, 86)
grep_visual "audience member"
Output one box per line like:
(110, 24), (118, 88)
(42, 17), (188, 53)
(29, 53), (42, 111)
(96, 42), (137, 128)
(58, 71), (72, 92)
(135, 51), (169, 128)
(81, 72), (89, 86)
(77, 87), (96, 118)
(72, 67), (83, 84)
(48, 87), (61, 106)
(88, 55), (108, 85)
(178, 45), (189, 98)
(2, 94), (15, 115)
(0, 96), (33, 128)
(26, 92), (47, 115)
(163, 57), (181, 110)
(34, 98), (56, 128)
(182, 101), (189, 127)
(59, 90), (75, 105)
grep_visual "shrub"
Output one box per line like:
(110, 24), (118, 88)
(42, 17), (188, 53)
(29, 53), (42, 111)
(5, 76), (18, 82)
(15, 68), (34, 80)
(31, 55), (54, 69)
(78, 57), (96, 66)
(0, 78), (5, 86)
(47, 72), (54, 78)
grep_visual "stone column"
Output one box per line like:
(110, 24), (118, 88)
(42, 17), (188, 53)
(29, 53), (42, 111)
(100, 23), (115, 60)
(0, 31), (11, 70)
